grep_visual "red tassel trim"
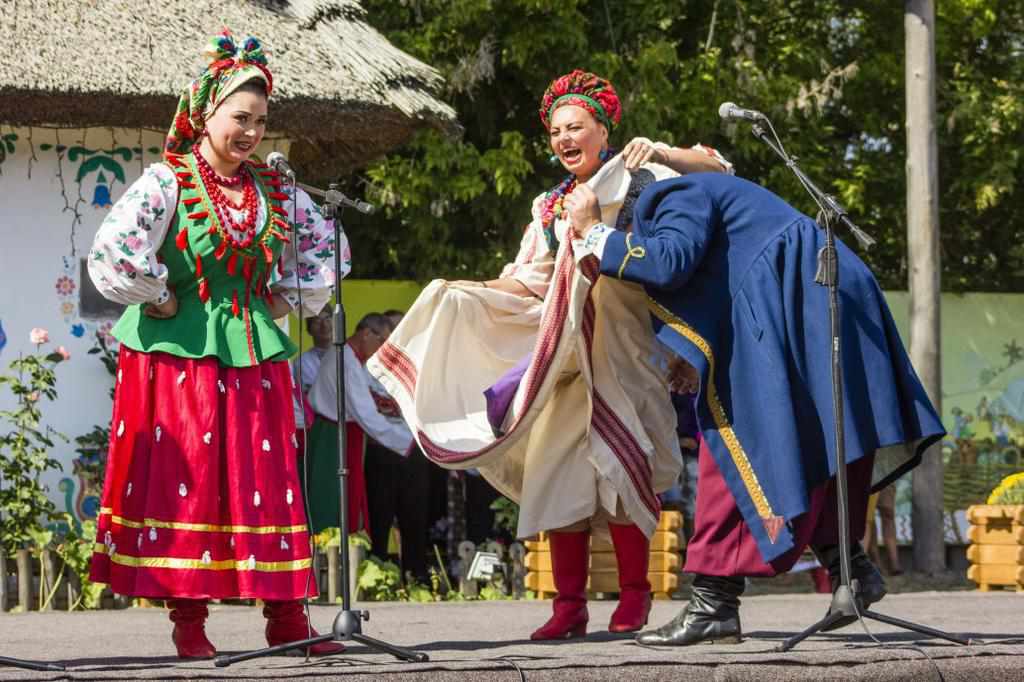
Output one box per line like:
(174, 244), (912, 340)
(272, 217), (290, 230)
(271, 205), (287, 217)
(264, 288), (275, 306)
(213, 240), (228, 260)
(198, 278), (210, 303)
(182, 196), (202, 207)
(187, 210), (209, 220)
(258, 171), (279, 178)
(175, 172), (193, 181)
(269, 229), (290, 243)
(267, 192), (289, 200)
(232, 290), (240, 317)
(226, 253), (239, 276)
(243, 257), (254, 282)
(277, 260), (285, 276)
(264, 180), (283, 188)
(175, 228), (188, 251)
(194, 253), (203, 278)
(261, 242), (274, 265)
(166, 156), (186, 168)
(207, 225), (217, 235)
(179, 181), (197, 189)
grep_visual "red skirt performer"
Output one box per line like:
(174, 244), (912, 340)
(86, 31), (349, 659)
(369, 71), (731, 639)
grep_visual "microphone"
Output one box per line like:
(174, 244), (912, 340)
(265, 151), (296, 181)
(718, 101), (767, 122)
(326, 189), (375, 215)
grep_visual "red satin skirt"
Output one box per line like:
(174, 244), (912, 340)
(89, 348), (318, 600)
(684, 438), (874, 577)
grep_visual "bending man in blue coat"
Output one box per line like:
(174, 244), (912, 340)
(565, 173), (944, 646)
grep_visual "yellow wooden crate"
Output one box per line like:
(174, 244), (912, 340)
(966, 545), (1024, 564)
(526, 570), (678, 595)
(524, 511), (684, 599)
(967, 505), (1024, 526)
(967, 563), (1024, 592)
(966, 504), (1024, 592)
(525, 529), (681, 554)
(967, 524), (1024, 546)
(525, 550), (680, 573)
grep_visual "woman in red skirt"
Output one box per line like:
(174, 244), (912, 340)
(86, 30), (350, 659)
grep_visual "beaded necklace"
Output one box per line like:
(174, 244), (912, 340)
(538, 148), (615, 252)
(194, 151), (260, 249)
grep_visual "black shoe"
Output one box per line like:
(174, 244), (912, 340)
(635, 575), (744, 646)
(811, 542), (887, 631)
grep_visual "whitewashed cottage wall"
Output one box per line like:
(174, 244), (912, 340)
(0, 126), (289, 526)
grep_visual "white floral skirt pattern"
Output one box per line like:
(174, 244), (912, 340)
(90, 348), (317, 600)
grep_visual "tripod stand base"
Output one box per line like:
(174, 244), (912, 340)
(214, 608), (429, 667)
(777, 605), (972, 652)
(0, 655), (66, 672)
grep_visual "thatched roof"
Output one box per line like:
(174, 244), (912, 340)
(0, 0), (457, 178)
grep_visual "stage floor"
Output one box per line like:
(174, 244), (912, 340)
(1, 591), (1022, 681)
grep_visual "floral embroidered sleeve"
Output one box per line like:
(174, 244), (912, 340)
(272, 186), (350, 317)
(87, 164), (178, 305)
(690, 143), (735, 175)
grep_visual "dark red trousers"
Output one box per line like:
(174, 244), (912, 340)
(684, 438), (874, 577)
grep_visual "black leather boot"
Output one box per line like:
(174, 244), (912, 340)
(635, 575), (745, 646)
(810, 541), (887, 631)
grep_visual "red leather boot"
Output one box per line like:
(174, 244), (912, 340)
(168, 598), (216, 659)
(608, 522), (652, 633)
(530, 530), (590, 640)
(263, 600), (346, 656)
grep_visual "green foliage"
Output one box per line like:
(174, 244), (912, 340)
(311, 527), (372, 549)
(0, 345), (66, 554)
(346, 0), (1024, 291)
(355, 554), (432, 601)
(489, 496), (519, 536)
(55, 518), (105, 610)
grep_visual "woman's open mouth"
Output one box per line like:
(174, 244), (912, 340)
(561, 148), (582, 164)
(233, 140), (254, 153)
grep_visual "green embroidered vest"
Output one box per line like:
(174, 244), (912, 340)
(113, 153), (298, 367)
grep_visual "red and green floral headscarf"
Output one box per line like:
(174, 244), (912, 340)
(164, 30), (273, 158)
(539, 69), (622, 132)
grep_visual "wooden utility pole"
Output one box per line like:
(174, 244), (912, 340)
(905, 0), (945, 574)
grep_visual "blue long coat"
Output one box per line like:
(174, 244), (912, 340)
(597, 173), (944, 563)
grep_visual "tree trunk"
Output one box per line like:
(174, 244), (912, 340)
(0, 551), (8, 612)
(40, 550), (56, 611)
(905, 0), (945, 574)
(15, 548), (31, 611)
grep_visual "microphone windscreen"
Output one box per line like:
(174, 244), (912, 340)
(718, 102), (736, 120)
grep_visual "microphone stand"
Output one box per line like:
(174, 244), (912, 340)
(746, 121), (969, 652)
(215, 181), (427, 666)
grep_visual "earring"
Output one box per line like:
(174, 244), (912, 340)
(548, 154), (560, 166)
(598, 147), (610, 162)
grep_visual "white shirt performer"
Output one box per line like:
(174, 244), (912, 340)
(305, 313), (413, 533)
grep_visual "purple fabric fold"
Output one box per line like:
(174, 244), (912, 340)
(484, 352), (532, 436)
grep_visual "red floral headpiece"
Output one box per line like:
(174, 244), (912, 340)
(539, 70), (622, 131)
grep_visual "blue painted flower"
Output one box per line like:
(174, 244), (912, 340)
(0, 319), (6, 354)
(71, 323), (85, 338)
